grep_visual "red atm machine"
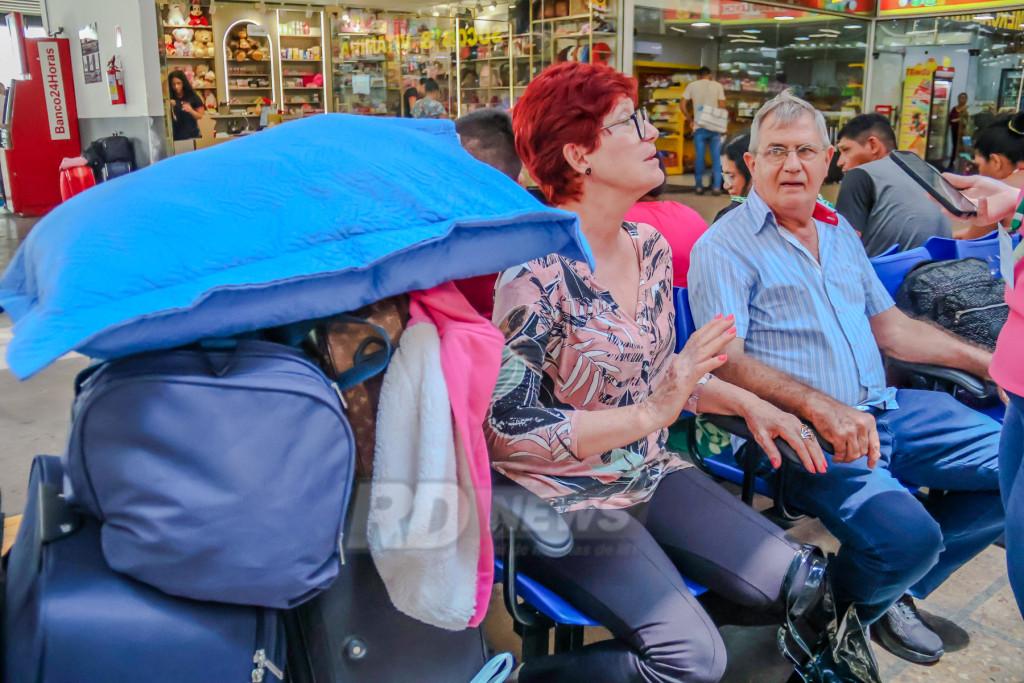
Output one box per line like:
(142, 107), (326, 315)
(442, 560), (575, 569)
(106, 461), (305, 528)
(0, 14), (81, 216)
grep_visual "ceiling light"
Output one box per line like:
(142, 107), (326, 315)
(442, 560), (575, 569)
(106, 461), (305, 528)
(489, 1), (496, 10)
(844, 24), (861, 29)
(669, 26), (687, 33)
(693, 21), (711, 28)
(774, 15), (795, 21)
(973, 14), (995, 20)
(818, 28), (840, 35)
(743, 29), (761, 34)
(794, 36), (809, 41)
(809, 33), (833, 38)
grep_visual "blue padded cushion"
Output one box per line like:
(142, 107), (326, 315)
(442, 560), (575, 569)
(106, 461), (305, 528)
(493, 559), (705, 628)
(0, 115), (590, 379)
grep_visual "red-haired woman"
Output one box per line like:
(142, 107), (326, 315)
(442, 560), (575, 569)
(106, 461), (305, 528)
(488, 62), (878, 683)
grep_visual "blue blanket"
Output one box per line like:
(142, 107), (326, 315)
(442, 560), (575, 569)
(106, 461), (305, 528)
(0, 115), (589, 379)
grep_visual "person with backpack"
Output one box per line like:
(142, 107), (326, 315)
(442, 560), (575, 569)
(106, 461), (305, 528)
(942, 171), (1024, 618)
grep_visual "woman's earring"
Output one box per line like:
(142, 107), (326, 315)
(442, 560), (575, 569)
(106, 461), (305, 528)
(585, 168), (592, 176)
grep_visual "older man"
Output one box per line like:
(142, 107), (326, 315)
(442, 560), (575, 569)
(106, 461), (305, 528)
(688, 92), (1003, 666)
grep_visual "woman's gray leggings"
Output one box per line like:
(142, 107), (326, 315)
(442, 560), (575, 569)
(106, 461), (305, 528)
(517, 467), (802, 683)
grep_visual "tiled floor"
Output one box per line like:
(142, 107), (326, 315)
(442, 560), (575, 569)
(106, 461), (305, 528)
(2, 192), (1021, 681)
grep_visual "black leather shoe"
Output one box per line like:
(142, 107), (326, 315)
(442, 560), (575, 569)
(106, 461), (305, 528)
(872, 595), (944, 664)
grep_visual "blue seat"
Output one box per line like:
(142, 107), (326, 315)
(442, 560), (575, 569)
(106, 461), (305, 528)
(493, 559), (706, 629)
(876, 243), (901, 258)
(673, 287), (782, 507)
(870, 246), (930, 297)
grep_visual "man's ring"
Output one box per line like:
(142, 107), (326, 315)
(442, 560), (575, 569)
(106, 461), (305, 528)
(799, 425), (814, 440)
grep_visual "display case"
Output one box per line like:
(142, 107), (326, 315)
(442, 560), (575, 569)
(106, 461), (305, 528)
(276, 8), (327, 118)
(222, 19), (275, 122)
(636, 62), (699, 175)
(161, 2), (218, 113)
(455, 16), (518, 115)
(330, 11), (395, 116)
(398, 16), (457, 119)
(531, 0), (617, 73)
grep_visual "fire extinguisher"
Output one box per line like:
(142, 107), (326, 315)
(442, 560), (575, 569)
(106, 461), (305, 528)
(107, 56), (126, 105)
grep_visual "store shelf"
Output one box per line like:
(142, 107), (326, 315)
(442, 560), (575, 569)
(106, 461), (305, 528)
(166, 56), (215, 61)
(284, 86), (322, 90)
(335, 58), (386, 63)
(532, 13), (593, 23)
(552, 31), (616, 38)
(193, 84), (217, 89)
(461, 56), (530, 62)
(164, 23), (211, 29)
(230, 86), (273, 90)
(280, 32), (323, 39)
(280, 59), (322, 63)
(228, 60), (271, 64)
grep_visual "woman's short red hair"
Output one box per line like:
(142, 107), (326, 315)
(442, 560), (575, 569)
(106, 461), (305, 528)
(512, 62), (637, 205)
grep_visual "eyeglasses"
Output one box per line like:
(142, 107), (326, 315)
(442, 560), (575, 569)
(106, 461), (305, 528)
(759, 144), (823, 164)
(603, 107), (650, 140)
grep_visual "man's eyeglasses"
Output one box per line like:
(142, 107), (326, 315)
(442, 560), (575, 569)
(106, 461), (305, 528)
(1009, 113), (1024, 136)
(759, 144), (823, 164)
(603, 107), (650, 140)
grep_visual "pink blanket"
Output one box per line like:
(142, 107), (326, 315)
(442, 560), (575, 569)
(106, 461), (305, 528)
(409, 283), (504, 627)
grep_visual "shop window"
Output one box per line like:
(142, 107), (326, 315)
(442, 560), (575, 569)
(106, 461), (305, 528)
(631, 0), (867, 174)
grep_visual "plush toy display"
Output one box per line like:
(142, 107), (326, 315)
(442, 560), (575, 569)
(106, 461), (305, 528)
(188, 1), (209, 27)
(204, 92), (217, 109)
(167, 3), (188, 26)
(194, 64), (208, 80)
(164, 33), (175, 56)
(172, 27), (194, 58)
(228, 24), (267, 62)
(203, 69), (216, 85)
(193, 30), (214, 58)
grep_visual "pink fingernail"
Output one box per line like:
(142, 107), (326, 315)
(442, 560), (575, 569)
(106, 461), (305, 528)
(718, 354), (728, 361)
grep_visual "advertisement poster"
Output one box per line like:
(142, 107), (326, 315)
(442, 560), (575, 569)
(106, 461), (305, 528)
(78, 23), (101, 84)
(879, 0), (1019, 16)
(898, 65), (933, 157)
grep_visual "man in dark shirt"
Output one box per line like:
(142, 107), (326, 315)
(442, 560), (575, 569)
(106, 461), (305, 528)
(835, 114), (951, 256)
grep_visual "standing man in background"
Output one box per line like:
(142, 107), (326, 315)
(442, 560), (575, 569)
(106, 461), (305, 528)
(683, 66), (727, 196)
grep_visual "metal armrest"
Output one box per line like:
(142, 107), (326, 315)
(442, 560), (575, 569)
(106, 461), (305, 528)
(491, 481), (572, 559)
(887, 359), (993, 400)
(701, 414), (835, 466)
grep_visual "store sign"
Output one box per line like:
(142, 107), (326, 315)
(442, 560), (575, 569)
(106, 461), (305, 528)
(898, 64), (933, 157)
(38, 41), (70, 141)
(949, 9), (1024, 29)
(879, 0), (1024, 16)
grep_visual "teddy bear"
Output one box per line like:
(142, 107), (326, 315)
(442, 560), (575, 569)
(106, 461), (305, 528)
(235, 50), (248, 61)
(164, 32), (175, 56)
(182, 65), (195, 85)
(167, 3), (188, 26)
(203, 69), (216, 86)
(188, 1), (209, 27)
(249, 47), (265, 61)
(172, 27), (194, 58)
(193, 30), (214, 58)
(194, 63), (208, 79)
(204, 91), (217, 109)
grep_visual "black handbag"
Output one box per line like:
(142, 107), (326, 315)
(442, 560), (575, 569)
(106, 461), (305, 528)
(285, 546), (490, 682)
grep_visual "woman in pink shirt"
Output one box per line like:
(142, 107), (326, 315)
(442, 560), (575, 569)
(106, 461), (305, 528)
(945, 172), (1024, 616)
(624, 161), (708, 287)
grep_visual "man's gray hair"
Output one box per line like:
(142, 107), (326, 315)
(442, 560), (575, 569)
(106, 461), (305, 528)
(749, 90), (830, 151)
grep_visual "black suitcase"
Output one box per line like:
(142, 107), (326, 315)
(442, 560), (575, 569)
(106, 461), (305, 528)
(285, 548), (490, 682)
(4, 455), (288, 683)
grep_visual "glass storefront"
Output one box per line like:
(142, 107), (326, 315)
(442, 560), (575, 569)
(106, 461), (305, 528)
(631, 0), (870, 173)
(870, 8), (1024, 169)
